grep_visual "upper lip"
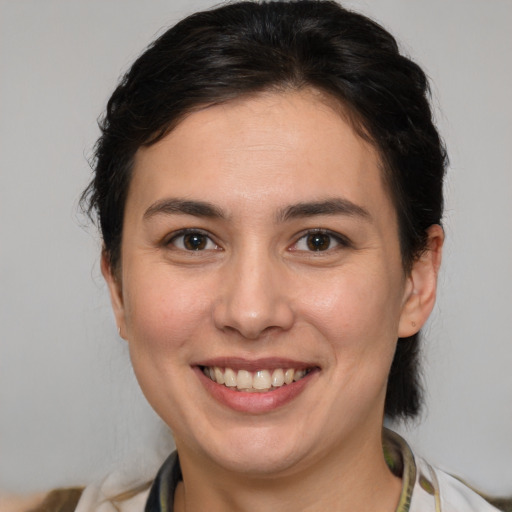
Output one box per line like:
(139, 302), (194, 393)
(195, 357), (317, 372)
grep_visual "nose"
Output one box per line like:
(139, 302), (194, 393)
(213, 251), (295, 340)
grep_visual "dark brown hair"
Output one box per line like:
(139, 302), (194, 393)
(82, 0), (447, 419)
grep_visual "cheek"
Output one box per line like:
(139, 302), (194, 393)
(298, 266), (404, 342)
(296, 265), (404, 399)
(122, 270), (213, 359)
(121, 271), (217, 422)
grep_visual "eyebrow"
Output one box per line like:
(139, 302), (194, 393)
(277, 198), (371, 223)
(143, 196), (370, 223)
(143, 198), (226, 220)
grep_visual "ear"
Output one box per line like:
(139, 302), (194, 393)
(398, 224), (444, 337)
(101, 250), (127, 339)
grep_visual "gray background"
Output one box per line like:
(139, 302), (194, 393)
(1, 0), (511, 495)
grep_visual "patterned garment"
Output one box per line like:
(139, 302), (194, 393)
(381, 429), (502, 511)
(73, 429), (504, 512)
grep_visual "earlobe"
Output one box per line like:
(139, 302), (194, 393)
(101, 250), (127, 339)
(398, 225), (444, 338)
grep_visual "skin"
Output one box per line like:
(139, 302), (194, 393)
(103, 89), (443, 512)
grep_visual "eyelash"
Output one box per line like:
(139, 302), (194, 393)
(290, 229), (351, 253)
(166, 229), (221, 252)
(166, 228), (350, 253)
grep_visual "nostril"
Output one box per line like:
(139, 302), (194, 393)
(213, 299), (295, 340)
(212, 262), (295, 338)
(220, 323), (279, 340)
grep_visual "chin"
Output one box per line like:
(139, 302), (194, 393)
(190, 423), (316, 478)
(213, 445), (304, 477)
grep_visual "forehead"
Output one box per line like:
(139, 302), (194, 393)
(129, 89), (393, 222)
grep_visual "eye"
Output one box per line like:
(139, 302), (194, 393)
(292, 230), (349, 252)
(168, 230), (219, 251)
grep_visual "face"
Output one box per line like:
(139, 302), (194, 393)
(104, 90), (439, 477)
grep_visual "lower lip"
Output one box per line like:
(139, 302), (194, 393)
(195, 367), (317, 414)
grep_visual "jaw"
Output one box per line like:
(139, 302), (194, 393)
(167, 360), (386, 480)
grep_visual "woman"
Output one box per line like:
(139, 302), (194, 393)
(20, 1), (505, 511)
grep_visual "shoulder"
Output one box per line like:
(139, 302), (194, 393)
(0, 493), (47, 512)
(71, 452), (177, 512)
(0, 479), (151, 512)
(0, 488), (83, 512)
(74, 475), (151, 512)
(384, 429), (508, 512)
(413, 455), (505, 512)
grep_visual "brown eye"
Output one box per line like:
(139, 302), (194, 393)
(291, 230), (349, 253)
(183, 233), (208, 250)
(169, 230), (219, 251)
(306, 233), (332, 251)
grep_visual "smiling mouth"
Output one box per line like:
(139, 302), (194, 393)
(200, 366), (313, 393)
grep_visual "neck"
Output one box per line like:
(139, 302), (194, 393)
(173, 429), (402, 512)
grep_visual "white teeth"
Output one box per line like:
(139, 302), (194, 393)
(214, 367), (225, 385)
(253, 370), (272, 390)
(236, 370), (252, 390)
(294, 369), (306, 381)
(224, 368), (237, 387)
(203, 366), (310, 391)
(271, 368), (285, 387)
